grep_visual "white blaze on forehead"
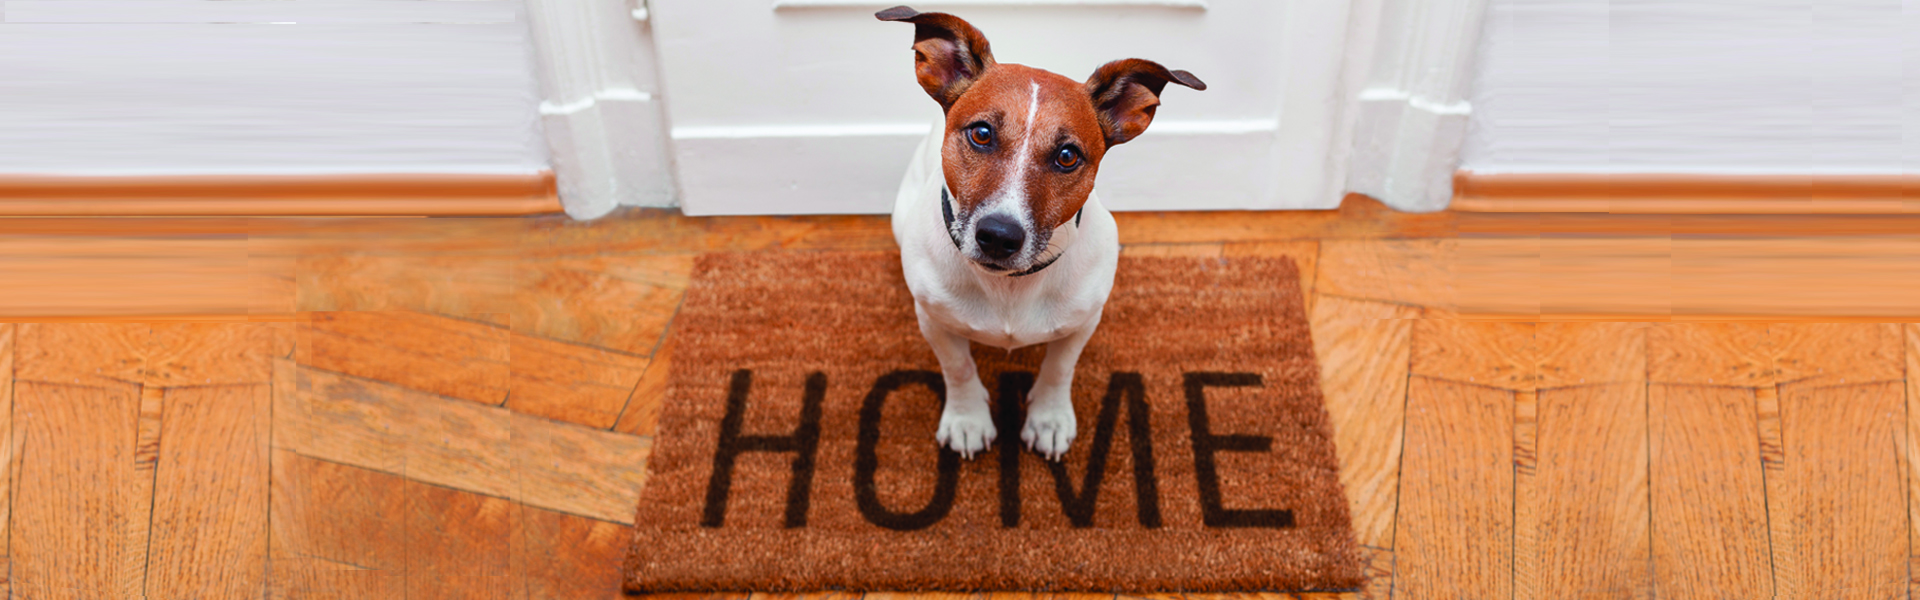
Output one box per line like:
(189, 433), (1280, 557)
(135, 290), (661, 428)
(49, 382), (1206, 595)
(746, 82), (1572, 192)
(991, 81), (1042, 223)
(970, 80), (1046, 264)
(1023, 81), (1040, 135)
(1014, 82), (1039, 177)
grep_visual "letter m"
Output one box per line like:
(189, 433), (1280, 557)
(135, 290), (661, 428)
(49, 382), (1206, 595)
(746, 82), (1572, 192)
(997, 371), (1162, 528)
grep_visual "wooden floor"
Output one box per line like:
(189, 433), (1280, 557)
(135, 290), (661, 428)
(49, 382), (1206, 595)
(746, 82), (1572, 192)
(3, 197), (1918, 599)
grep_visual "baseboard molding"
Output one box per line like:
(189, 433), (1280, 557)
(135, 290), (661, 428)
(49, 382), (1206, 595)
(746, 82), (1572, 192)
(0, 172), (562, 216)
(1452, 171), (1919, 214)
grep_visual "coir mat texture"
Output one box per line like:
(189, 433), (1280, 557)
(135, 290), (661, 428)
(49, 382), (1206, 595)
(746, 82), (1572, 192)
(623, 252), (1363, 594)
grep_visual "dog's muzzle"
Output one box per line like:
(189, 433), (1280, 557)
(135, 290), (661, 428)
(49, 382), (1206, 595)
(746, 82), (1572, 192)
(941, 187), (1079, 278)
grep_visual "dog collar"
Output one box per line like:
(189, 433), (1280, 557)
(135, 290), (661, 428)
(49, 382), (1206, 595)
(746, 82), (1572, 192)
(941, 187), (1081, 278)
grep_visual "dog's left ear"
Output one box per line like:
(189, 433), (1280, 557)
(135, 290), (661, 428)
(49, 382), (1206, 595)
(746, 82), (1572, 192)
(876, 6), (996, 112)
(1084, 59), (1206, 148)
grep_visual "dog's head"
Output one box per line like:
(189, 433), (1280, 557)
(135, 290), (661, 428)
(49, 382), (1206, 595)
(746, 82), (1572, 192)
(878, 6), (1204, 275)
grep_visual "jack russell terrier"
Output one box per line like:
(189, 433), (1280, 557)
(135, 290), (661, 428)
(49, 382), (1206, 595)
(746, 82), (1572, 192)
(879, 6), (1204, 461)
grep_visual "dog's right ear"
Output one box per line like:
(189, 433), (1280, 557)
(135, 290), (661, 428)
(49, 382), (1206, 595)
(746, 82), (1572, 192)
(1083, 58), (1206, 148)
(876, 6), (995, 112)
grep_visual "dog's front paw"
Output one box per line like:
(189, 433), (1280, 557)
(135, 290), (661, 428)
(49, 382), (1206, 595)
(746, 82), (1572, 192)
(1021, 392), (1078, 462)
(936, 380), (996, 459)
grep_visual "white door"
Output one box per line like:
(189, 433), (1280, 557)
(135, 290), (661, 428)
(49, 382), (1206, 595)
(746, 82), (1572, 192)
(648, 1), (1362, 216)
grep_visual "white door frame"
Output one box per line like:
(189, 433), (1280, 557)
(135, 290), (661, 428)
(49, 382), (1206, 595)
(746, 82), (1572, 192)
(522, 0), (675, 219)
(522, 0), (1489, 217)
(1344, 0), (1491, 212)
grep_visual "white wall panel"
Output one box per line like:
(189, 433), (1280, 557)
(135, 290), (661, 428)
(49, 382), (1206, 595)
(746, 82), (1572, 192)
(1462, 0), (1912, 175)
(0, 1), (547, 176)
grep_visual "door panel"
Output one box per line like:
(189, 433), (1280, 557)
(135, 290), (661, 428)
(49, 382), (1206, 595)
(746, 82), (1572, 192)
(650, 1), (1349, 215)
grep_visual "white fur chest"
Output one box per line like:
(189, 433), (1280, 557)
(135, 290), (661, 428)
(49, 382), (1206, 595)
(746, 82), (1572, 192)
(911, 269), (1104, 349)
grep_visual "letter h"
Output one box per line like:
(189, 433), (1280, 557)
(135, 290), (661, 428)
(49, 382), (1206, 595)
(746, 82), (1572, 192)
(700, 369), (825, 528)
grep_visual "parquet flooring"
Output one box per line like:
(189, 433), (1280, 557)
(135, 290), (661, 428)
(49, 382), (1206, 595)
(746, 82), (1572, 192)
(4, 196), (1919, 598)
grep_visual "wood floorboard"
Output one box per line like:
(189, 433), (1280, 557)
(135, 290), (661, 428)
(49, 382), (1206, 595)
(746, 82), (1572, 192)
(1530, 383), (1652, 600)
(268, 450), (409, 600)
(271, 360), (651, 524)
(513, 502), (634, 599)
(146, 384), (271, 600)
(1451, 236), (1920, 320)
(1769, 323), (1906, 386)
(510, 253), (692, 355)
(403, 478), (516, 600)
(1648, 385), (1772, 599)
(1523, 313), (1654, 600)
(1768, 324), (1908, 600)
(0, 323), (12, 596)
(1755, 384), (1794, 599)
(11, 380), (143, 599)
(294, 252), (516, 319)
(7, 203), (1920, 598)
(148, 322), (275, 387)
(1906, 323), (1920, 598)
(0, 237), (252, 318)
(1409, 319), (1536, 390)
(1317, 239), (1455, 311)
(294, 311), (512, 406)
(15, 322), (151, 386)
(144, 323), (278, 600)
(506, 331), (650, 429)
(1357, 546), (1394, 600)
(269, 556), (406, 600)
(1646, 323), (1772, 386)
(1512, 389), (1538, 600)
(125, 383), (162, 597)
(1772, 381), (1907, 599)
(614, 337), (672, 437)
(1645, 323), (1773, 599)
(10, 323), (153, 598)
(1308, 295), (1418, 552)
(133, 323), (276, 600)
(1395, 376), (1514, 600)
(1534, 322), (1647, 389)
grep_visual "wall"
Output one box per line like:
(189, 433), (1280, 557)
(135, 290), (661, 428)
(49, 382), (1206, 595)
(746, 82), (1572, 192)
(0, 0), (548, 176)
(1461, 0), (1918, 175)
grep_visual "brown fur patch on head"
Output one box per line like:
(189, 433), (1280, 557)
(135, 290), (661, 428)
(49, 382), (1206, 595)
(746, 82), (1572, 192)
(877, 7), (996, 112)
(940, 64), (1108, 232)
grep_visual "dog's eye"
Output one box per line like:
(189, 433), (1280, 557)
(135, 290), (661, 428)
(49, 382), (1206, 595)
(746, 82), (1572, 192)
(967, 124), (993, 147)
(1054, 147), (1081, 170)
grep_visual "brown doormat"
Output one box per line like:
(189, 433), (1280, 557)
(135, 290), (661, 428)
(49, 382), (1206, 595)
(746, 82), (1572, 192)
(623, 252), (1363, 594)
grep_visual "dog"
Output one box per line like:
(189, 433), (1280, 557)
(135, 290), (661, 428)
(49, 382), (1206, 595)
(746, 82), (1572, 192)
(880, 6), (1204, 461)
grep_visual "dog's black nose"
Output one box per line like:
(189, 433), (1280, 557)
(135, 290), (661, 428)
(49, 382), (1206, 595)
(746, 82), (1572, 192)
(974, 215), (1025, 260)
